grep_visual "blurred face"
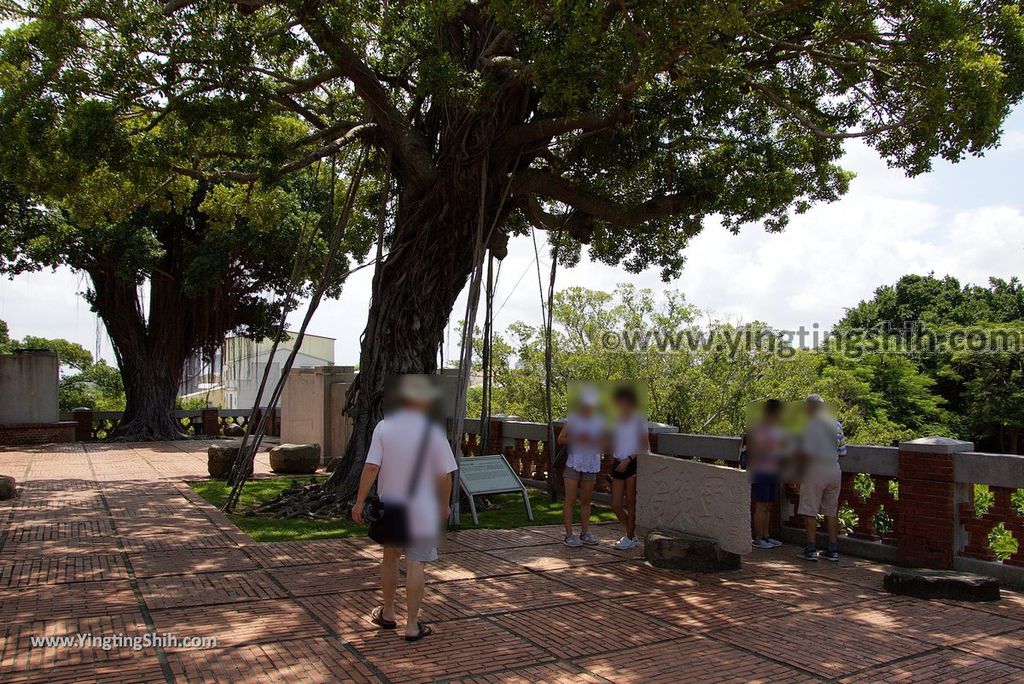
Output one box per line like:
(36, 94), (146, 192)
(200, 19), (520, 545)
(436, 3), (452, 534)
(578, 402), (594, 416)
(805, 402), (820, 417)
(615, 397), (635, 415)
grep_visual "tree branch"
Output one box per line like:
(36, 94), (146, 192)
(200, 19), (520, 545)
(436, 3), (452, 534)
(499, 110), (631, 148)
(298, 3), (435, 191)
(514, 169), (711, 226)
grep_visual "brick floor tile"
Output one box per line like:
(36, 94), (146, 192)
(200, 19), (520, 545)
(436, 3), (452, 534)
(720, 571), (881, 609)
(492, 599), (689, 659)
(2, 520), (115, 543)
(345, 616), (553, 683)
(0, 554), (129, 588)
(0, 580), (139, 624)
(0, 612), (153, 674)
(433, 573), (578, 615)
(2, 657), (167, 683)
(958, 590), (1024, 624)
(540, 560), (699, 598)
(713, 609), (935, 678)
(450, 527), (559, 551)
(138, 570), (286, 610)
(167, 636), (380, 683)
(128, 547), (258, 577)
(421, 551), (529, 583)
(455, 661), (605, 683)
(117, 528), (238, 553)
(299, 589), (473, 636)
(840, 648), (1024, 683)
(620, 586), (801, 633)
(576, 635), (816, 683)
(150, 598), (328, 649)
(482, 543), (623, 572)
(269, 560), (385, 597)
(0, 536), (123, 559)
(244, 539), (362, 568)
(954, 629), (1024, 669)
(832, 597), (1023, 646)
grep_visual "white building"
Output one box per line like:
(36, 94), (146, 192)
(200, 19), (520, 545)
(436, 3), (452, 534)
(180, 331), (336, 409)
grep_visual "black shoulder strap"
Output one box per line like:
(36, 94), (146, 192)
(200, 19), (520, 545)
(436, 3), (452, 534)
(406, 418), (434, 498)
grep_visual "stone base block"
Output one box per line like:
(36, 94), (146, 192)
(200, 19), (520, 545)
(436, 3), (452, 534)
(0, 475), (15, 500)
(207, 443), (251, 479)
(269, 443), (321, 475)
(644, 530), (741, 572)
(884, 568), (1000, 601)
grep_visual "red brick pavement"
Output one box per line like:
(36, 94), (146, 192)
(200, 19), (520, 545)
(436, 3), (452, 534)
(1, 441), (1023, 683)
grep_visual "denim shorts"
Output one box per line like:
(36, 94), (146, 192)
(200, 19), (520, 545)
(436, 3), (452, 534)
(563, 467), (597, 482)
(750, 472), (780, 503)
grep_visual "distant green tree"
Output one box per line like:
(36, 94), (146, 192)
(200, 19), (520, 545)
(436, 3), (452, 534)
(836, 275), (1024, 451)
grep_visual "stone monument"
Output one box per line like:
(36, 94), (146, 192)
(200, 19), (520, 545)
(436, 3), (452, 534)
(636, 452), (751, 568)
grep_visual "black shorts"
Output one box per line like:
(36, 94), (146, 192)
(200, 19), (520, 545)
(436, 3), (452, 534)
(610, 457), (637, 480)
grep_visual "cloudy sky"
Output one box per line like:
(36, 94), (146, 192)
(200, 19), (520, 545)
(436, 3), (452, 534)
(3, 109), (1023, 365)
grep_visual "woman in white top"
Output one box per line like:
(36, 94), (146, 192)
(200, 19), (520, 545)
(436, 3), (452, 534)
(609, 385), (648, 550)
(557, 386), (605, 547)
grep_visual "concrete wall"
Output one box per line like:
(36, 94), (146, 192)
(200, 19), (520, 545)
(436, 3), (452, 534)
(280, 366), (356, 465)
(0, 350), (59, 424)
(636, 452), (751, 556)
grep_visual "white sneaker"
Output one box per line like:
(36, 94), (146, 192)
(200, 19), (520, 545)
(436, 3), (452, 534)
(764, 536), (783, 547)
(751, 538), (774, 549)
(563, 533), (582, 548)
(614, 536), (636, 550)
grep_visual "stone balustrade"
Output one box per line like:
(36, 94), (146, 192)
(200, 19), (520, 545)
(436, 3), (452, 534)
(61, 407), (281, 441)
(460, 418), (1024, 587)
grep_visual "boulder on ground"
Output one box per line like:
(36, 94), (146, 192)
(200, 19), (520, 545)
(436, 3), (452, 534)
(0, 475), (15, 500)
(644, 530), (741, 572)
(223, 423), (246, 437)
(207, 443), (251, 479)
(884, 568), (999, 601)
(269, 443), (321, 475)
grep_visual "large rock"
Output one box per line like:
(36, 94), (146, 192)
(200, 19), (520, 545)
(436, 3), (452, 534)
(207, 443), (251, 479)
(269, 443), (321, 475)
(644, 530), (741, 572)
(884, 568), (1000, 601)
(223, 423), (246, 437)
(0, 475), (15, 500)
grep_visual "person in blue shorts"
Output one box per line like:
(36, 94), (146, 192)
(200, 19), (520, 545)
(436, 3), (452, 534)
(746, 399), (785, 549)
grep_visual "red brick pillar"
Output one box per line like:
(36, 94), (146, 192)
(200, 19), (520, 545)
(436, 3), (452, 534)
(896, 437), (973, 569)
(487, 419), (503, 455)
(201, 408), (220, 436)
(71, 407), (93, 442)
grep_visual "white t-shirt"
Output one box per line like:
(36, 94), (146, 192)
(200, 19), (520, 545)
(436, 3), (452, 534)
(613, 413), (647, 460)
(365, 409), (457, 540)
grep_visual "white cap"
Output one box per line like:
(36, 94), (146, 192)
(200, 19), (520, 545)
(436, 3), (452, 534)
(806, 393), (825, 405)
(396, 375), (440, 403)
(580, 385), (600, 407)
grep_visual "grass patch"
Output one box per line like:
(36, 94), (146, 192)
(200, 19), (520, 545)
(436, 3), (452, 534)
(188, 477), (616, 543)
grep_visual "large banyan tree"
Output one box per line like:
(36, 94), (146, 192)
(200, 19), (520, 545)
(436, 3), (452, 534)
(3, 1), (1023, 478)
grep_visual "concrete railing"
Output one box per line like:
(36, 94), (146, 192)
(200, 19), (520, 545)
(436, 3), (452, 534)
(460, 419), (1024, 586)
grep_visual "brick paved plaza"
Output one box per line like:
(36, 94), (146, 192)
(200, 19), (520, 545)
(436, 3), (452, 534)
(1, 442), (1023, 683)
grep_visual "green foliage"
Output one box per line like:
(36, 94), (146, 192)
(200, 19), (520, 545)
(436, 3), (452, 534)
(473, 284), (951, 445)
(836, 275), (1024, 451)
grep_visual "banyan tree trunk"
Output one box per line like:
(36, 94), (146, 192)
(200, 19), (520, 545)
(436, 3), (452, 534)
(327, 189), (483, 498)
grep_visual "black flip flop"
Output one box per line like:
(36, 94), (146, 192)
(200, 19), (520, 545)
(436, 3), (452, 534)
(404, 622), (432, 642)
(370, 606), (396, 630)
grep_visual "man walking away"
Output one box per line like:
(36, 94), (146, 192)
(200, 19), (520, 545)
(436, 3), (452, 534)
(797, 394), (846, 562)
(353, 375), (457, 641)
